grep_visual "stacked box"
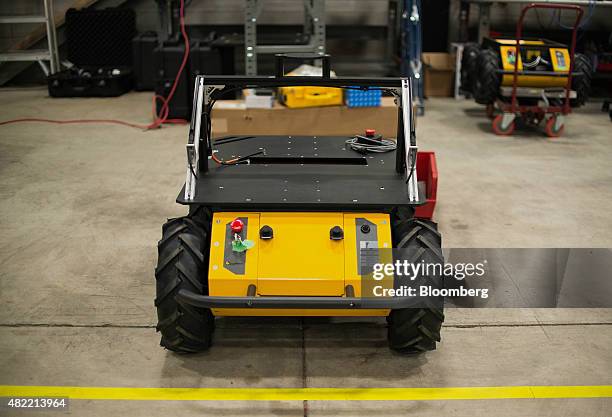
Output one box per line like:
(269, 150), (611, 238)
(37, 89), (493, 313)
(345, 87), (382, 108)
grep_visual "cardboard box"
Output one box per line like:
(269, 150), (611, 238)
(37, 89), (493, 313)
(211, 97), (398, 139)
(422, 53), (455, 97)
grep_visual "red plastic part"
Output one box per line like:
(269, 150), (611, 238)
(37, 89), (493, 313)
(365, 128), (376, 137)
(545, 117), (564, 138)
(596, 62), (612, 72)
(413, 151), (438, 220)
(492, 114), (515, 136)
(230, 218), (244, 233)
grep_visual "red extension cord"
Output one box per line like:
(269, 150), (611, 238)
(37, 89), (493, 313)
(0, 0), (190, 131)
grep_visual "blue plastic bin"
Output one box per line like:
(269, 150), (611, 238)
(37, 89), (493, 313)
(345, 87), (382, 108)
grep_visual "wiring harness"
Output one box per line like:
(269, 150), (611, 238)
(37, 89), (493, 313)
(345, 134), (397, 154)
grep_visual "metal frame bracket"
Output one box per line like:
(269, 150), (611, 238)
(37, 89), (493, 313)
(183, 74), (419, 204)
(401, 78), (419, 203)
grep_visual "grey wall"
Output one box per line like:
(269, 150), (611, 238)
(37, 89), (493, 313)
(1, 0), (611, 82)
(467, 2), (612, 33)
(0, 0), (612, 50)
(127, 0), (611, 41)
(3, 0), (611, 53)
(129, 0), (389, 32)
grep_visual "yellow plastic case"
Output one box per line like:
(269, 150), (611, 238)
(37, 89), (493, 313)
(279, 86), (343, 108)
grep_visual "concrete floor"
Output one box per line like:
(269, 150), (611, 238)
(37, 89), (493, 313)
(0, 88), (611, 416)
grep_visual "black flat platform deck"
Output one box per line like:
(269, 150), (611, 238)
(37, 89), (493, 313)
(178, 136), (422, 210)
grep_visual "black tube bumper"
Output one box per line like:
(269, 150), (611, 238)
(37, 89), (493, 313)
(177, 289), (420, 310)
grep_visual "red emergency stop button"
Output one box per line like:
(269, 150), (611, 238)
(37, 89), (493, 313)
(230, 218), (244, 233)
(365, 128), (376, 137)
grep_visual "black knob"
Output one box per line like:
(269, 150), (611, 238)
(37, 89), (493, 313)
(259, 225), (273, 239)
(360, 224), (371, 234)
(330, 226), (344, 240)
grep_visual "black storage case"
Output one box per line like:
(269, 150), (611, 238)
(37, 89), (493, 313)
(132, 32), (158, 91)
(154, 39), (225, 119)
(189, 40), (223, 98)
(47, 7), (136, 98)
(210, 34), (239, 76)
(65, 7), (135, 66)
(48, 67), (134, 98)
(154, 40), (192, 119)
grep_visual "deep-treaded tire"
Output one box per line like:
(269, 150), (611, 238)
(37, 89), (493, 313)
(460, 43), (481, 95)
(571, 53), (592, 107)
(155, 208), (214, 353)
(474, 49), (501, 105)
(387, 214), (445, 354)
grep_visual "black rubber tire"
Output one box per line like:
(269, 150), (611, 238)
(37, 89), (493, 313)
(387, 214), (445, 354)
(155, 208), (214, 353)
(460, 43), (481, 95)
(571, 53), (593, 107)
(474, 49), (501, 105)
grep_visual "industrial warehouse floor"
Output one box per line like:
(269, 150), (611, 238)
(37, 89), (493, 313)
(0, 88), (610, 416)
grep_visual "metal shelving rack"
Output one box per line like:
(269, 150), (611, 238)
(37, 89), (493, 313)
(0, 0), (60, 76)
(244, 0), (326, 75)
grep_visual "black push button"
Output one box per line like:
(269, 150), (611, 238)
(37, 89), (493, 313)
(330, 226), (344, 240)
(259, 225), (274, 239)
(360, 224), (371, 234)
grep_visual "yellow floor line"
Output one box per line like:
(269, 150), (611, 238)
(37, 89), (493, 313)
(0, 385), (611, 401)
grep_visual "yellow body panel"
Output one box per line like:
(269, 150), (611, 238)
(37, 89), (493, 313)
(209, 212), (392, 317)
(499, 45), (569, 88)
(279, 86), (343, 108)
(257, 212), (345, 296)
